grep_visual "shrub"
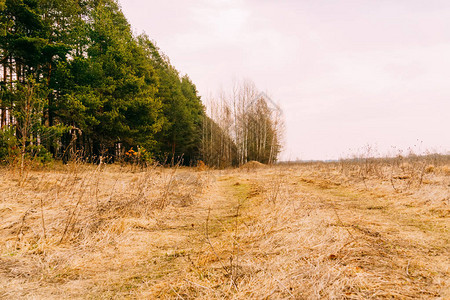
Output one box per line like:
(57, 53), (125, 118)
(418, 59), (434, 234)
(125, 147), (153, 167)
(0, 127), (18, 165)
(26, 144), (53, 165)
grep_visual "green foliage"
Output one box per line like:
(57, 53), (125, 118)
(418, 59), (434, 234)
(12, 78), (47, 135)
(124, 146), (153, 166)
(139, 148), (153, 165)
(138, 36), (204, 163)
(0, 127), (54, 165)
(26, 144), (52, 164)
(0, 0), (7, 37)
(0, 0), (206, 166)
(0, 126), (18, 164)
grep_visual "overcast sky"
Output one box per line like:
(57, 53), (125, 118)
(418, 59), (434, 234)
(119, 0), (450, 160)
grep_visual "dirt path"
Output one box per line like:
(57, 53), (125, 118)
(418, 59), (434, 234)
(68, 172), (251, 298)
(0, 170), (251, 299)
(93, 172), (252, 298)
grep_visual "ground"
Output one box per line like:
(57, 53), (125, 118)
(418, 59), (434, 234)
(0, 161), (449, 299)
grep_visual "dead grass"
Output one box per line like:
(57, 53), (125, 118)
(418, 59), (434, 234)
(0, 160), (449, 299)
(240, 160), (266, 170)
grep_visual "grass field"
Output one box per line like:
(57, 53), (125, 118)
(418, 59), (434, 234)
(0, 160), (449, 299)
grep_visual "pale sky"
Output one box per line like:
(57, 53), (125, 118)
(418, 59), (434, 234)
(119, 0), (450, 160)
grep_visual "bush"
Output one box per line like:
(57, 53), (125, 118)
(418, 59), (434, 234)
(0, 127), (18, 165)
(0, 127), (54, 166)
(124, 147), (153, 167)
(26, 144), (53, 165)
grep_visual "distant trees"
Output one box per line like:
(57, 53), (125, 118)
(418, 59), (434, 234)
(202, 94), (238, 168)
(203, 81), (283, 167)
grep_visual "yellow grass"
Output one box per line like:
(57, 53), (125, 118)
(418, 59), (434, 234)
(0, 161), (449, 299)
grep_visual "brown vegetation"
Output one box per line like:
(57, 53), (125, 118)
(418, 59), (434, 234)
(240, 160), (266, 170)
(0, 157), (449, 298)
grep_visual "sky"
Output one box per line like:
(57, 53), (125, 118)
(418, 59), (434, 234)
(119, 0), (450, 161)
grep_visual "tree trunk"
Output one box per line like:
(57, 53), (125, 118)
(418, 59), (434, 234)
(1, 63), (6, 128)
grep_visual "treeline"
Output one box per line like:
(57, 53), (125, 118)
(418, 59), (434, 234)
(0, 0), (282, 167)
(203, 81), (283, 168)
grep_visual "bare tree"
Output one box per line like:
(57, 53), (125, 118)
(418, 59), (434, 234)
(202, 80), (284, 167)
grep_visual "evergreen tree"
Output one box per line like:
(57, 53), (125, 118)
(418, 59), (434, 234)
(139, 35), (205, 165)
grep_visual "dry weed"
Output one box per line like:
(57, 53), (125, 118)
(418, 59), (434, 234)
(0, 159), (448, 298)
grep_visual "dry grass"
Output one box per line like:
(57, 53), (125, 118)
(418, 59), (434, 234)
(0, 159), (449, 299)
(240, 161), (266, 170)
